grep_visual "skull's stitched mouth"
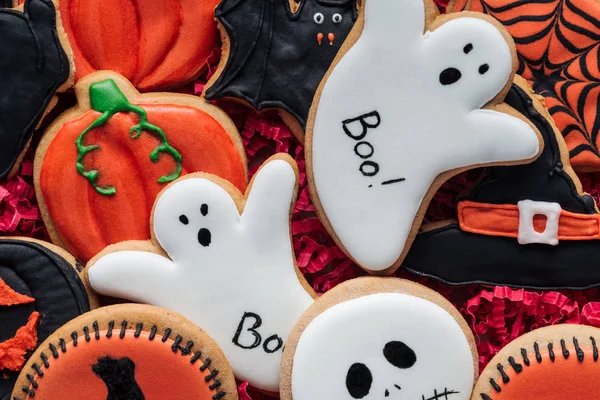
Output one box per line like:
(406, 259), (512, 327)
(418, 388), (459, 400)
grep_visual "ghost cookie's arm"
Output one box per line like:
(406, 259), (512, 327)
(463, 109), (541, 165)
(87, 251), (178, 305)
(362, 0), (426, 45)
(241, 158), (297, 240)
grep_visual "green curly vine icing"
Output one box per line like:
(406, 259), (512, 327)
(75, 79), (183, 196)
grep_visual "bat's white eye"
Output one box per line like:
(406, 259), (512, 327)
(332, 13), (343, 23)
(313, 12), (324, 24)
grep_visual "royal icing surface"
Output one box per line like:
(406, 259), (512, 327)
(517, 200), (561, 245)
(88, 158), (314, 392)
(291, 293), (475, 400)
(309, 0), (540, 272)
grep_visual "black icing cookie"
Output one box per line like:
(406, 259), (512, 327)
(0, 0), (71, 179)
(404, 79), (600, 290)
(204, 0), (358, 138)
(0, 238), (91, 400)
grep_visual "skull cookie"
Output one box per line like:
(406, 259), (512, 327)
(86, 155), (316, 393)
(281, 278), (477, 400)
(306, 0), (543, 274)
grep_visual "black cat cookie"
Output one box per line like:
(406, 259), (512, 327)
(404, 76), (600, 289)
(0, 0), (73, 179)
(0, 237), (94, 400)
(203, 0), (358, 139)
(12, 304), (238, 400)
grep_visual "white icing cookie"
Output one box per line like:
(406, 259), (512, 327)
(86, 155), (316, 393)
(280, 277), (478, 400)
(307, 0), (542, 273)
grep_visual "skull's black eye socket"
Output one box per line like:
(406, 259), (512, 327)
(346, 363), (372, 399)
(383, 341), (417, 369)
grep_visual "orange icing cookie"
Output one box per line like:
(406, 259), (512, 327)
(59, 0), (220, 91)
(12, 304), (237, 400)
(35, 71), (247, 263)
(474, 324), (600, 400)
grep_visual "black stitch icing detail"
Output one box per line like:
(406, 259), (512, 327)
(549, 343), (555, 362)
(508, 357), (522, 373)
(521, 348), (530, 366)
(574, 337), (584, 361)
(561, 339), (570, 359)
(592, 337), (598, 361)
(497, 364), (510, 383)
(480, 395), (492, 400)
(490, 378), (501, 392)
(534, 342), (542, 363)
(13, 320), (227, 400)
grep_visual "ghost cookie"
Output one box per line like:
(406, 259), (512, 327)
(203, 0), (358, 139)
(12, 304), (237, 400)
(0, 0), (73, 180)
(474, 324), (600, 400)
(280, 277), (478, 400)
(35, 71), (247, 263)
(0, 237), (95, 400)
(86, 154), (316, 393)
(306, 0), (544, 274)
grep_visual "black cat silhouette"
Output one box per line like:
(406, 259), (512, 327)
(92, 356), (145, 400)
(0, 0), (70, 179)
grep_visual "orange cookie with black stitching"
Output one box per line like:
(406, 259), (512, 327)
(12, 304), (238, 400)
(473, 324), (600, 400)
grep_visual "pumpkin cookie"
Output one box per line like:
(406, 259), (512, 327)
(12, 304), (237, 400)
(86, 155), (316, 393)
(35, 71), (247, 263)
(473, 324), (600, 400)
(59, 0), (221, 91)
(281, 277), (478, 400)
(0, 0), (73, 180)
(0, 237), (95, 400)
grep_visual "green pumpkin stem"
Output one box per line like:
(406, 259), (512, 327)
(75, 79), (183, 196)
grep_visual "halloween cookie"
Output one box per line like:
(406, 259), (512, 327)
(0, 0), (73, 180)
(473, 324), (600, 400)
(86, 155), (316, 393)
(12, 304), (237, 400)
(280, 277), (478, 400)
(306, 0), (543, 275)
(203, 0), (358, 139)
(35, 71), (247, 263)
(0, 237), (94, 400)
(404, 77), (600, 290)
(59, 0), (221, 91)
(449, 0), (600, 171)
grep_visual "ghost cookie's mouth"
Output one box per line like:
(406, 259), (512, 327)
(417, 388), (460, 400)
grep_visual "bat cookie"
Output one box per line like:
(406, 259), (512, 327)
(306, 0), (544, 274)
(0, 238), (95, 400)
(0, 0), (73, 180)
(203, 0), (358, 139)
(280, 277), (478, 400)
(35, 71), (247, 263)
(473, 324), (600, 400)
(12, 304), (237, 400)
(405, 77), (600, 290)
(86, 155), (316, 393)
(449, 0), (600, 171)
(59, 0), (222, 91)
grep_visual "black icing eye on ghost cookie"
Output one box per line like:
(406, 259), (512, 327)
(280, 277), (478, 400)
(0, 0), (72, 179)
(204, 0), (358, 139)
(0, 238), (92, 400)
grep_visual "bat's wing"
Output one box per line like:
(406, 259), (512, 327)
(205, 0), (274, 109)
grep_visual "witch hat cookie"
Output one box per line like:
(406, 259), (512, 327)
(281, 277), (478, 400)
(12, 304), (237, 400)
(0, 0), (73, 179)
(473, 324), (600, 400)
(405, 76), (600, 290)
(306, 0), (543, 275)
(86, 155), (316, 393)
(0, 238), (94, 400)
